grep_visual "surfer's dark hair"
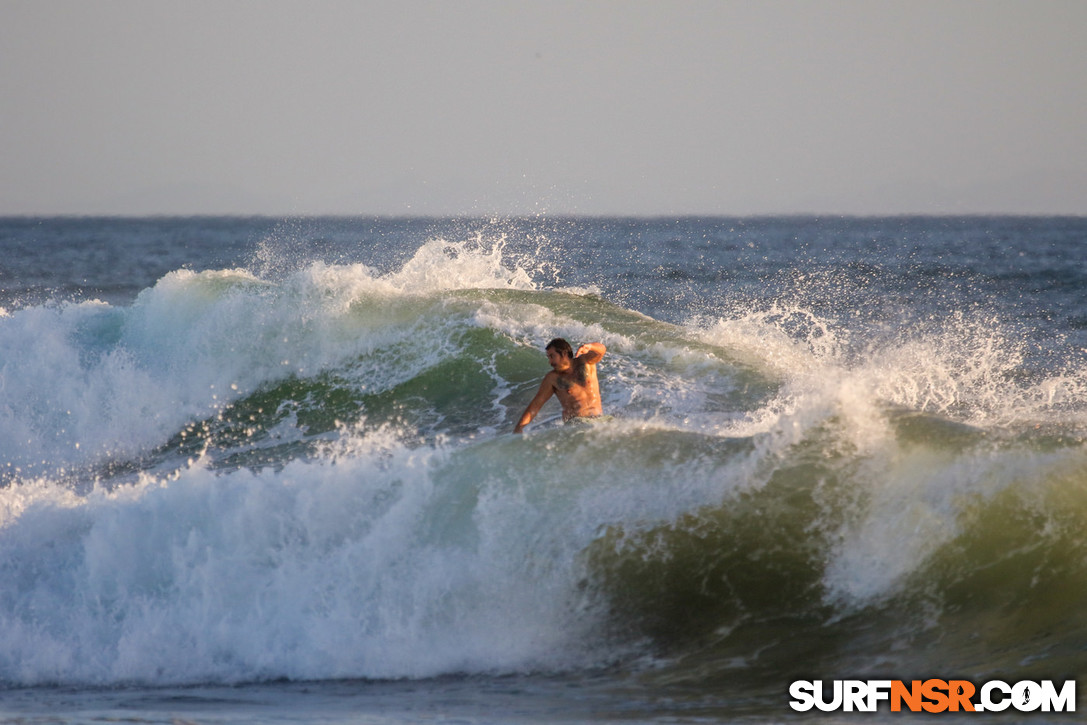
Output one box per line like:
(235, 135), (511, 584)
(545, 338), (574, 359)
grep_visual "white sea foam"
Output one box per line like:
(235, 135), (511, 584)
(0, 412), (752, 685)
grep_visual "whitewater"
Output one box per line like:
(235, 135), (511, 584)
(0, 216), (1085, 722)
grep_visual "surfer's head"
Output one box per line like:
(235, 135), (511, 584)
(545, 338), (574, 359)
(545, 338), (574, 372)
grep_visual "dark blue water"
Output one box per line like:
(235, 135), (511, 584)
(7, 215), (1084, 327)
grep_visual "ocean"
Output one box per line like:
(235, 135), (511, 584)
(0, 215), (1084, 723)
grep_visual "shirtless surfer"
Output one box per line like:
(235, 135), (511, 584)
(513, 338), (606, 433)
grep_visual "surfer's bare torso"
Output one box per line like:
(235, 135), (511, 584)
(549, 355), (602, 420)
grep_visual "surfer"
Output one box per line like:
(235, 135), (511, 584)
(513, 338), (606, 433)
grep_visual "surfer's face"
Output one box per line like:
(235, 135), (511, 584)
(546, 348), (571, 372)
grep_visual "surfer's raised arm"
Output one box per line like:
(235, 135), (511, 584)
(574, 341), (606, 364)
(512, 338), (607, 433)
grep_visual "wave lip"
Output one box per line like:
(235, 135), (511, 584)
(0, 238), (542, 478)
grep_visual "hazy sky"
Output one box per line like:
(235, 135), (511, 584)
(2, 0), (1085, 216)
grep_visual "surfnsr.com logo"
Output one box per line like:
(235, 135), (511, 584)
(789, 679), (1077, 713)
